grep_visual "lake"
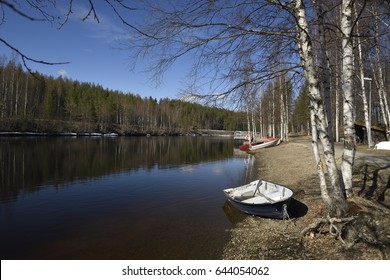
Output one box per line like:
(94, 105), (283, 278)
(0, 136), (255, 259)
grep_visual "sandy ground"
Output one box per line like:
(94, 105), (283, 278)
(222, 139), (390, 260)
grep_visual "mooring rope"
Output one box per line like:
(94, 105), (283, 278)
(282, 204), (302, 237)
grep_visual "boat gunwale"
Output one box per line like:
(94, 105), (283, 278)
(223, 179), (294, 206)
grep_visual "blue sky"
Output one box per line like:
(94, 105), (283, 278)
(0, 2), (189, 100)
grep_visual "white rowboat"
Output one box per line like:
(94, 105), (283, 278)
(248, 138), (280, 151)
(223, 179), (293, 219)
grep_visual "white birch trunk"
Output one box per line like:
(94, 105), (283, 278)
(310, 105), (331, 207)
(373, 65), (388, 129)
(259, 99), (264, 138)
(15, 78), (19, 116)
(285, 81), (289, 141)
(315, 0), (333, 148)
(280, 76), (285, 141)
(374, 34), (390, 133)
(293, 0), (347, 216)
(251, 104), (256, 140)
(356, 20), (372, 148)
(340, 0), (356, 198)
(24, 74), (29, 117)
(272, 84), (275, 138)
(10, 66), (15, 117)
(246, 99), (251, 142)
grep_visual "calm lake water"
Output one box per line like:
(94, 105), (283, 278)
(0, 136), (255, 259)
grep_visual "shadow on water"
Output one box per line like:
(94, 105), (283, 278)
(222, 198), (308, 224)
(222, 201), (248, 224)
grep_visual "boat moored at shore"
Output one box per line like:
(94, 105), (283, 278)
(223, 179), (293, 219)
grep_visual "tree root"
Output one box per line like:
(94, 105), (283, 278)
(301, 215), (355, 244)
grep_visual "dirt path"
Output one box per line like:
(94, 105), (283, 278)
(222, 140), (390, 260)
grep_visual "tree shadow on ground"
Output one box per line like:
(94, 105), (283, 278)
(355, 163), (390, 208)
(349, 162), (390, 258)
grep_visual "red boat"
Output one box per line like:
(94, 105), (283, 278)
(239, 141), (264, 151)
(239, 138), (280, 151)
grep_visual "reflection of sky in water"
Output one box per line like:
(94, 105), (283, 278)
(0, 137), (254, 259)
(178, 165), (196, 172)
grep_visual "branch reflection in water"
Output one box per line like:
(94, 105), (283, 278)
(0, 136), (254, 259)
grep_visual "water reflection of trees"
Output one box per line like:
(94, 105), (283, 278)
(0, 137), (235, 201)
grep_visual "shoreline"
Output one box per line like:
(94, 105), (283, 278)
(222, 140), (390, 260)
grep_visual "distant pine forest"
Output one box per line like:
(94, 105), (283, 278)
(0, 57), (247, 135)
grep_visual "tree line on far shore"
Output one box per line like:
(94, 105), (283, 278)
(0, 56), (248, 135)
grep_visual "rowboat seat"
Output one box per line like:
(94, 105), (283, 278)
(234, 188), (282, 203)
(242, 195), (276, 204)
(265, 190), (283, 198)
(240, 190), (255, 197)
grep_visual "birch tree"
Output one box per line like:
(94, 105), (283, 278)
(6, 0), (387, 224)
(340, 0), (356, 198)
(355, 6), (372, 148)
(126, 0), (352, 218)
(293, 0), (347, 216)
(313, 0), (333, 148)
(372, 12), (390, 136)
(280, 76), (287, 141)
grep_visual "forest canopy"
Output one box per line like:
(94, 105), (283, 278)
(0, 55), (247, 135)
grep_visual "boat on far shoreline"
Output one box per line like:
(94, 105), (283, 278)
(248, 138), (280, 151)
(239, 137), (281, 152)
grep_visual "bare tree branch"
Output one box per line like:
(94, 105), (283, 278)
(58, 0), (73, 28)
(82, 0), (99, 22)
(0, 37), (69, 73)
(0, 0), (46, 21)
(1, 0), (145, 72)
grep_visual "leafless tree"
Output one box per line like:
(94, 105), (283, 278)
(3, 0), (389, 226)
(0, 0), (141, 72)
(126, 0), (351, 219)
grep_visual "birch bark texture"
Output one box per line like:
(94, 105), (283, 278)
(373, 16), (390, 135)
(292, 0), (347, 217)
(340, 0), (356, 198)
(356, 16), (372, 149)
